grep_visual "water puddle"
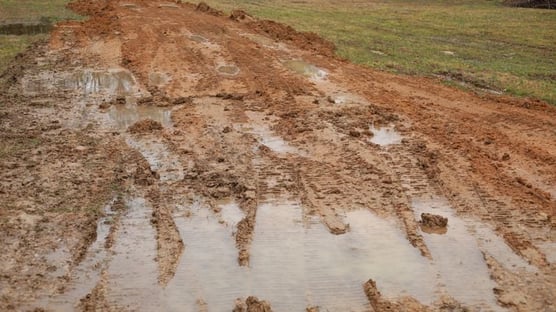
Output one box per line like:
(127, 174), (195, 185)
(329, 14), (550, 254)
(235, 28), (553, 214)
(104, 197), (162, 310)
(217, 199), (245, 229)
(189, 34), (208, 43)
(537, 242), (556, 264)
(0, 22), (52, 35)
(108, 102), (172, 131)
(35, 199), (117, 311)
(125, 136), (184, 182)
(120, 3), (139, 9)
(241, 33), (278, 48)
(23, 69), (139, 97)
(250, 201), (435, 311)
(165, 198), (435, 311)
(412, 197), (510, 311)
(217, 65), (240, 76)
(165, 201), (247, 311)
(369, 125), (402, 146)
(241, 124), (300, 155)
(71, 69), (137, 96)
(283, 60), (327, 81)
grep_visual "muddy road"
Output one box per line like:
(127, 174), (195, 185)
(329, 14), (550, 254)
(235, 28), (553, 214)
(0, 1), (555, 311)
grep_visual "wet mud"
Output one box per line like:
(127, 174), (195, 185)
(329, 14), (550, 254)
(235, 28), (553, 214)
(1, 1), (555, 311)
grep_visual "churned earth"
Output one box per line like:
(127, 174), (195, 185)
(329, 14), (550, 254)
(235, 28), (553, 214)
(0, 1), (555, 311)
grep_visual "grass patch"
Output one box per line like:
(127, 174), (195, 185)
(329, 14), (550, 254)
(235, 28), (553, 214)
(0, 0), (80, 73)
(203, 0), (556, 104)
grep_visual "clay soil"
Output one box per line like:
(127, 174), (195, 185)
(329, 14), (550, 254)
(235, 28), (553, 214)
(0, 1), (554, 311)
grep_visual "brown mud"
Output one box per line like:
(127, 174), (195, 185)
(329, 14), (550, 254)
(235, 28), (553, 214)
(0, 1), (554, 311)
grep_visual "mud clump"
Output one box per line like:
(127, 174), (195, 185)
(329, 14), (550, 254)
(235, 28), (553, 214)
(127, 119), (163, 134)
(230, 10), (254, 22)
(420, 213), (448, 228)
(363, 279), (431, 312)
(247, 20), (336, 56)
(196, 2), (223, 16)
(233, 296), (273, 312)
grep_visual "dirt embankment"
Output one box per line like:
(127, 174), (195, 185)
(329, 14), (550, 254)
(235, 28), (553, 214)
(1, 0), (555, 311)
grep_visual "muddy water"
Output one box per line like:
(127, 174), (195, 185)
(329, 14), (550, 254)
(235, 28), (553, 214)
(250, 201), (436, 311)
(164, 198), (435, 311)
(217, 65), (240, 76)
(37, 199), (116, 311)
(242, 111), (303, 155)
(108, 102), (172, 131)
(71, 70), (137, 96)
(189, 34), (208, 43)
(369, 125), (402, 146)
(412, 197), (512, 311)
(283, 60), (327, 80)
(104, 197), (162, 310)
(22, 69), (139, 97)
(125, 136), (184, 182)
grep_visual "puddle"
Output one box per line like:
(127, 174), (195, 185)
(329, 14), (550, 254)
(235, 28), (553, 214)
(108, 102), (172, 131)
(104, 197), (162, 310)
(165, 199), (435, 311)
(189, 34), (208, 43)
(217, 65), (240, 76)
(22, 69), (140, 98)
(283, 60), (327, 80)
(217, 200), (245, 228)
(412, 197), (509, 311)
(537, 242), (556, 264)
(369, 125), (402, 146)
(125, 137), (184, 182)
(250, 201), (435, 311)
(71, 69), (137, 96)
(120, 3), (138, 8)
(241, 123), (300, 155)
(35, 199), (116, 311)
(0, 22), (52, 35)
(165, 202), (247, 311)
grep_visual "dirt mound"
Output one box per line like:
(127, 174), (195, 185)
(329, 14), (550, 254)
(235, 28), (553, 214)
(128, 119), (163, 134)
(246, 20), (336, 56)
(196, 2), (224, 16)
(420, 213), (448, 228)
(233, 296), (273, 312)
(230, 10), (255, 22)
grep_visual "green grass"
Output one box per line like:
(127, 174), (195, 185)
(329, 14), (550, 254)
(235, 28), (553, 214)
(203, 0), (556, 104)
(0, 0), (80, 73)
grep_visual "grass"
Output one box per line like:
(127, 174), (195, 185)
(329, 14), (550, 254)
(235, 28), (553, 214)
(0, 0), (80, 74)
(203, 0), (556, 104)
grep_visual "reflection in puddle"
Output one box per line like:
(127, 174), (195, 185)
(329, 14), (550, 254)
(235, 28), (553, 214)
(105, 197), (162, 310)
(166, 199), (435, 311)
(125, 137), (184, 182)
(217, 65), (240, 76)
(37, 198), (116, 310)
(412, 197), (513, 311)
(243, 124), (300, 155)
(108, 103), (172, 131)
(165, 203), (246, 311)
(369, 125), (402, 146)
(251, 201), (435, 311)
(22, 69), (138, 97)
(70, 70), (137, 96)
(283, 60), (327, 80)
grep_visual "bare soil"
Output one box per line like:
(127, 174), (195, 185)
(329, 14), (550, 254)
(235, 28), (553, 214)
(0, 1), (554, 311)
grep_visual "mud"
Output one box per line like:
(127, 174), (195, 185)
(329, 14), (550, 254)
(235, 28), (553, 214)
(1, 1), (555, 311)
